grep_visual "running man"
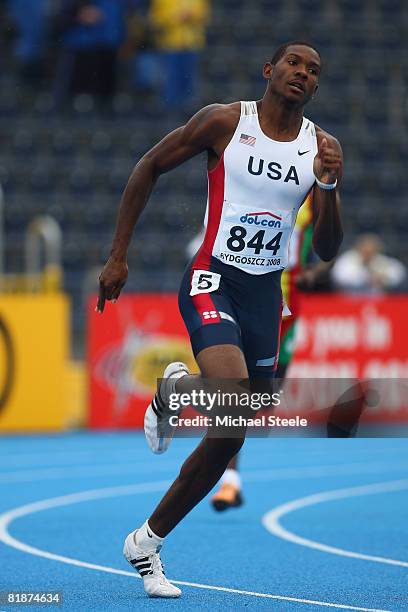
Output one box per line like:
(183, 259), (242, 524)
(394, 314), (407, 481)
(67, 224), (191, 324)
(97, 41), (343, 598)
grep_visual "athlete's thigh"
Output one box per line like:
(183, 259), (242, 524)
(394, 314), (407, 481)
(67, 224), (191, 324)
(178, 259), (243, 361)
(239, 280), (283, 379)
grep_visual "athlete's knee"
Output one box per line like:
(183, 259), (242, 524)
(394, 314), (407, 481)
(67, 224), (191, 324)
(196, 344), (248, 378)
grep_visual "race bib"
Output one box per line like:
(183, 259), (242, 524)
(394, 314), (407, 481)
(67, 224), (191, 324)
(214, 202), (294, 274)
(190, 270), (221, 296)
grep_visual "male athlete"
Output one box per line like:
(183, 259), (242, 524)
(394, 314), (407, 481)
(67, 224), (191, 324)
(97, 41), (343, 598)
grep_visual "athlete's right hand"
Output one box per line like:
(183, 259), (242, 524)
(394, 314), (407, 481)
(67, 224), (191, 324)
(96, 257), (128, 313)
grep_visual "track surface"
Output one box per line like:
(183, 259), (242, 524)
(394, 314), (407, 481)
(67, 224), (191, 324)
(0, 433), (407, 611)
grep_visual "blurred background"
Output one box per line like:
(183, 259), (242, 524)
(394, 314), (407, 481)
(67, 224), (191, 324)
(0, 0), (407, 432)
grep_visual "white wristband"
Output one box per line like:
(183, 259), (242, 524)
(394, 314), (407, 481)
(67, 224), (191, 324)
(315, 176), (337, 190)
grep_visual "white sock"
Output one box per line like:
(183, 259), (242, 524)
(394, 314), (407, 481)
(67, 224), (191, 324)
(135, 520), (164, 553)
(221, 468), (241, 490)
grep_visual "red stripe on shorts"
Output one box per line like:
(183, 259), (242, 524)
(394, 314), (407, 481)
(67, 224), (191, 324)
(191, 289), (221, 326)
(191, 155), (225, 325)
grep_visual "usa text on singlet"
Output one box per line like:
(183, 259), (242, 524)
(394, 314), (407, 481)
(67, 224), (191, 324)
(202, 101), (318, 275)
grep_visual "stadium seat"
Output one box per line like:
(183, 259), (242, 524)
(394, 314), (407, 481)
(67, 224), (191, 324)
(33, 93), (55, 116)
(52, 129), (74, 156)
(69, 166), (93, 195)
(29, 164), (55, 194)
(12, 129), (36, 156)
(0, 0), (404, 342)
(91, 131), (113, 157)
(0, 89), (19, 116)
(112, 93), (135, 117)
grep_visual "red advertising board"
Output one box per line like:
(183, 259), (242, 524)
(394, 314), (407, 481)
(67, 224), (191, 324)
(285, 294), (408, 422)
(290, 294), (408, 378)
(88, 294), (408, 428)
(88, 295), (196, 428)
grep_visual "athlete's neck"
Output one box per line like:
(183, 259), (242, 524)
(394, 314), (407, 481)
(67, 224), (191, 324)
(257, 92), (304, 142)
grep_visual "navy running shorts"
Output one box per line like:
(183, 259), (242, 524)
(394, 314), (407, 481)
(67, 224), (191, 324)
(178, 256), (283, 378)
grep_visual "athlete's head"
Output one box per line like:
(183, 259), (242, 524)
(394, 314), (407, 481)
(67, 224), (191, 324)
(263, 41), (321, 106)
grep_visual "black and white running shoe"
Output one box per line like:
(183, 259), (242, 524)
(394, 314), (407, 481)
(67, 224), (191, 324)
(123, 530), (181, 598)
(144, 361), (189, 454)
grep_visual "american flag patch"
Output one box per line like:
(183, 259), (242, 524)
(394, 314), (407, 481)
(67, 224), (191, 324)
(239, 133), (256, 146)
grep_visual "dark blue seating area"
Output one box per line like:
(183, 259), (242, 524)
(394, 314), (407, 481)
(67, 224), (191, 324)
(0, 0), (406, 344)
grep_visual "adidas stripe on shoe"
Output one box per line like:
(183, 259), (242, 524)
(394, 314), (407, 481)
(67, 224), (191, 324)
(144, 361), (189, 454)
(123, 531), (181, 598)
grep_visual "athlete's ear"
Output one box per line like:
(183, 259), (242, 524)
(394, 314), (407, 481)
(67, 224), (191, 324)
(312, 83), (319, 98)
(263, 62), (273, 80)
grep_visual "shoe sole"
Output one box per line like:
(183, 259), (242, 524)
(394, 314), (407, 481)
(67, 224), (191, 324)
(147, 592), (181, 599)
(144, 362), (189, 455)
(144, 403), (172, 454)
(211, 492), (244, 512)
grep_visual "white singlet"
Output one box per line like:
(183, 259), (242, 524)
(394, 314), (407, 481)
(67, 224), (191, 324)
(199, 101), (318, 275)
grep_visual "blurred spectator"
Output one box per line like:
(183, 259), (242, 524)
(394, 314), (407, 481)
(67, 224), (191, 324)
(53, 0), (128, 108)
(331, 234), (407, 294)
(121, 1), (160, 96)
(6, 0), (48, 83)
(149, 0), (210, 111)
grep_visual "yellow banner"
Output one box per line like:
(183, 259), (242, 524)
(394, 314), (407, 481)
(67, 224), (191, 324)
(0, 295), (70, 432)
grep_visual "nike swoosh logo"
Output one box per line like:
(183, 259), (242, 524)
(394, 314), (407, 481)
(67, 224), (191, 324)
(298, 150), (310, 156)
(147, 529), (153, 538)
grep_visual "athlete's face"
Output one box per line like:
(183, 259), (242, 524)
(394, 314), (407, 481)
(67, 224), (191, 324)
(264, 45), (320, 105)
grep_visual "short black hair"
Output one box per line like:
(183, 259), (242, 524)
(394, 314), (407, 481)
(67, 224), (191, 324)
(271, 41), (321, 66)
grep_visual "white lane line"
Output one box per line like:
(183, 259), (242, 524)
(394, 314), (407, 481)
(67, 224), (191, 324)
(0, 483), (390, 612)
(263, 479), (408, 568)
(0, 459), (406, 486)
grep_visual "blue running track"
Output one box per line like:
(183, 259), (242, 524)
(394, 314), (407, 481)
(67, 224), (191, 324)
(0, 433), (407, 612)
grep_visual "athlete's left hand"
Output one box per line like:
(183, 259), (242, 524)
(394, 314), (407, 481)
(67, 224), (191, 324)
(313, 137), (342, 184)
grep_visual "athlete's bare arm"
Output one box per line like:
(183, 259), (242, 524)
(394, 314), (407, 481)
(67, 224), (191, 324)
(96, 104), (240, 313)
(312, 127), (343, 261)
